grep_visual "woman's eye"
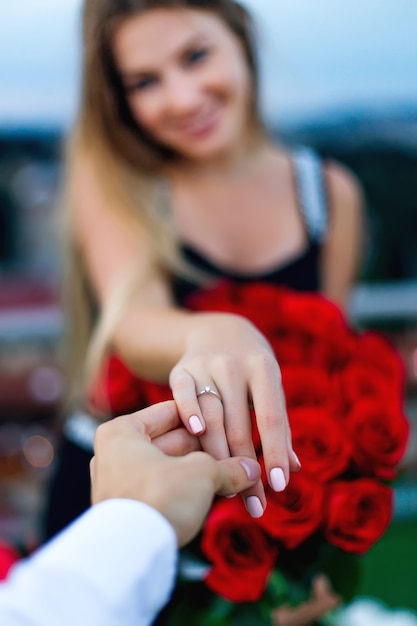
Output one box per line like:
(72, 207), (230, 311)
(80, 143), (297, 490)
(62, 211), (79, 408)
(184, 48), (209, 67)
(125, 76), (157, 92)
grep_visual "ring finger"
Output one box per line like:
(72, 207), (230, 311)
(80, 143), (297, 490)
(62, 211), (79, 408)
(196, 382), (230, 460)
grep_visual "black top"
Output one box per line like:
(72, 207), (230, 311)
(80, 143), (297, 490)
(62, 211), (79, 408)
(172, 146), (327, 303)
(173, 240), (321, 304)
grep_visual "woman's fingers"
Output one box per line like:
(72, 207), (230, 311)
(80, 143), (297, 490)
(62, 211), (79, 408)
(219, 378), (266, 516)
(197, 389), (231, 460)
(169, 346), (297, 510)
(289, 437), (302, 472)
(170, 369), (206, 435)
(170, 366), (231, 460)
(249, 355), (292, 492)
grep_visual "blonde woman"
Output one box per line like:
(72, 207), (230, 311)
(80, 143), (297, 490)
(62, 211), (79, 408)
(45, 0), (362, 550)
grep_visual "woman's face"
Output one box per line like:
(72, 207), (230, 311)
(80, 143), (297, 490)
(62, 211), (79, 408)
(112, 8), (253, 163)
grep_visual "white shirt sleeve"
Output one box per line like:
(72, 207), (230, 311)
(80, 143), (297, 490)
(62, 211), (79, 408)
(0, 499), (177, 626)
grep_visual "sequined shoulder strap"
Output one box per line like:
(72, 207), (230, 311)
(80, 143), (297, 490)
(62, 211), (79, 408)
(292, 145), (328, 243)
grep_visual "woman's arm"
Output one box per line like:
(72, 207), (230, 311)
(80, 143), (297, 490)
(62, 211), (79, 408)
(69, 150), (300, 516)
(321, 161), (364, 309)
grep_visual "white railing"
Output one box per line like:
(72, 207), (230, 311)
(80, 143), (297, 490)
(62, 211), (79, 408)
(348, 279), (417, 325)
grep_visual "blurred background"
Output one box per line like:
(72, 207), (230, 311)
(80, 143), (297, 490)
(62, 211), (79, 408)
(0, 0), (416, 616)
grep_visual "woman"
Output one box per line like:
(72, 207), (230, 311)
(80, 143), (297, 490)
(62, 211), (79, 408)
(46, 0), (362, 551)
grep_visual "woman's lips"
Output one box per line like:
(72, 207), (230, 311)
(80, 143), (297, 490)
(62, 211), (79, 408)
(177, 107), (221, 139)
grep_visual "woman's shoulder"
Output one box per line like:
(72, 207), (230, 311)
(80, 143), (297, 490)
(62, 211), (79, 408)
(323, 158), (364, 221)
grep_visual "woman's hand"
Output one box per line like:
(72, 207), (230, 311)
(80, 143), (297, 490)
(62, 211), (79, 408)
(169, 312), (300, 517)
(272, 575), (341, 626)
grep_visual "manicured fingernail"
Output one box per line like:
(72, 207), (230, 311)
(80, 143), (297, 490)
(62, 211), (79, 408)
(293, 451), (302, 469)
(189, 415), (204, 435)
(246, 496), (264, 519)
(226, 494), (237, 499)
(270, 467), (286, 492)
(240, 459), (259, 482)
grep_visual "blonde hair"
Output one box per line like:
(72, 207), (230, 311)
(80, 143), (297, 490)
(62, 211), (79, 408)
(64, 0), (264, 406)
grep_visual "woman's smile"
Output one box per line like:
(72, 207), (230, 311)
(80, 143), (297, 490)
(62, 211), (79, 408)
(171, 105), (222, 139)
(113, 8), (252, 162)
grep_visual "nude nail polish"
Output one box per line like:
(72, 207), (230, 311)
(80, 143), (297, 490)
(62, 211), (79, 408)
(270, 467), (286, 492)
(293, 451), (302, 469)
(189, 415), (204, 435)
(240, 459), (259, 482)
(246, 496), (264, 519)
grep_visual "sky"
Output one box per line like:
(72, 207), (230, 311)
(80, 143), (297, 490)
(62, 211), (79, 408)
(0, 0), (416, 129)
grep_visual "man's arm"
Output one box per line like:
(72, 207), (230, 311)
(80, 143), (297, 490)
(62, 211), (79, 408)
(0, 500), (176, 626)
(0, 401), (260, 626)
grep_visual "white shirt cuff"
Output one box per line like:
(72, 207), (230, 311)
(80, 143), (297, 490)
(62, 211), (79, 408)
(1, 499), (177, 626)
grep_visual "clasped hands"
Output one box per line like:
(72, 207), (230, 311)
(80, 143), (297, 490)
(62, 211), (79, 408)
(91, 400), (338, 626)
(91, 316), (300, 541)
(91, 400), (261, 546)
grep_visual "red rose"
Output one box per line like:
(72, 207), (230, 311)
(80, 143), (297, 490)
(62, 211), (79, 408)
(202, 497), (278, 602)
(357, 332), (405, 387)
(186, 282), (356, 371)
(140, 380), (173, 406)
(324, 479), (393, 554)
(272, 291), (353, 369)
(0, 543), (20, 580)
(281, 366), (334, 410)
(340, 363), (403, 412)
(288, 407), (350, 482)
(277, 291), (347, 339)
(326, 331), (359, 372)
(269, 332), (312, 367)
(258, 472), (325, 549)
(89, 354), (145, 416)
(187, 281), (288, 336)
(250, 408), (262, 454)
(348, 401), (409, 480)
(89, 357), (174, 418)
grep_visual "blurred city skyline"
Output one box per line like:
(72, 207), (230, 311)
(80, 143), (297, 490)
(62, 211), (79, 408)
(0, 0), (416, 129)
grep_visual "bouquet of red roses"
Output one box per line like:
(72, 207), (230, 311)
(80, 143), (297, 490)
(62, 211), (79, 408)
(0, 543), (20, 581)
(91, 281), (409, 625)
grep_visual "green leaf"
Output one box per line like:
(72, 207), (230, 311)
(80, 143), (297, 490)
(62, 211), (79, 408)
(231, 602), (273, 626)
(199, 612), (232, 626)
(208, 597), (235, 621)
(320, 545), (362, 603)
(266, 569), (289, 602)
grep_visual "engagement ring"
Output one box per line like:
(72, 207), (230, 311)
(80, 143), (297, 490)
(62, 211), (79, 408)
(197, 385), (223, 403)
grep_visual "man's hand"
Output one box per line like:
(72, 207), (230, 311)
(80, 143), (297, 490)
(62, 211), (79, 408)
(90, 401), (261, 546)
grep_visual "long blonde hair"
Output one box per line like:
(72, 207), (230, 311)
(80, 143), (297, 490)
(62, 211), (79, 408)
(64, 0), (264, 405)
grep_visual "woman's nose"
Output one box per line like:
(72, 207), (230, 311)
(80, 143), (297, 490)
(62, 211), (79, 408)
(163, 73), (202, 116)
